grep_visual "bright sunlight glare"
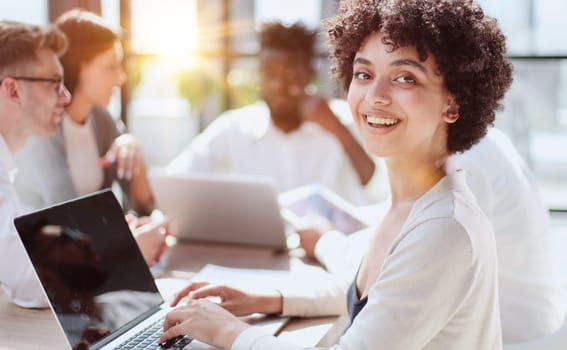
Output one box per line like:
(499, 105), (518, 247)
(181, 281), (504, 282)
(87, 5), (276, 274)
(131, 0), (198, 55)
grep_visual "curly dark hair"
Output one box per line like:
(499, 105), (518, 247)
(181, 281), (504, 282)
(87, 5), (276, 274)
(324, 0), (513, 153)
(259, 21), (317, 61)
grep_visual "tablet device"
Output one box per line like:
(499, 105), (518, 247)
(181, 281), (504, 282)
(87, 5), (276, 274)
(279, 184), (369, 235)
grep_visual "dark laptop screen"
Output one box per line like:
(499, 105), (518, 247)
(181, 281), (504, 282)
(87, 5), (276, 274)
(14, 190), (163, 350)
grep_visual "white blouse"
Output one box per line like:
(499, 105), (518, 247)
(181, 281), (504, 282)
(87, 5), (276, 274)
(232, 170), (502, 350)
(63, 114), (104, 196)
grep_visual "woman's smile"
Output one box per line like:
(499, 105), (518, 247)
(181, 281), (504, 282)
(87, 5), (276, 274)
(361, 112), (401, 134)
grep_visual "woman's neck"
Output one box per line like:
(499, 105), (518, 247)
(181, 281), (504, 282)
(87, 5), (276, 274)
(65, 94), (92, 125)
(386, 155), (448, 206)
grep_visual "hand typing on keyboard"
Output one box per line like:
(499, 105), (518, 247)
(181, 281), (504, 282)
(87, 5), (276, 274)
(159, 299), (250, 349)
(159, 335), (193, 349)
(117, 316), (192, 350)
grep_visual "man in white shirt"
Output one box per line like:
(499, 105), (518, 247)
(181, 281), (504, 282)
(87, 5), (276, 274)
(454, 128), (566, 342)
(0, 21), (71, 307)
(167, 22), (383, 204)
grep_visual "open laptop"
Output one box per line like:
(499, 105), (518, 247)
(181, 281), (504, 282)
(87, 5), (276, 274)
(149, 172), (287, 250)
(13, 190), (287, 350)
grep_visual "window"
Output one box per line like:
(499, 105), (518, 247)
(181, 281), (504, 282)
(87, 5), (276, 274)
(0, 0), (48, 25)
(480, 0), (567, 209)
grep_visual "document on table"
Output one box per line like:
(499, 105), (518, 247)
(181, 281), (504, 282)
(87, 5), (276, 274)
(192, 264), (292, 291)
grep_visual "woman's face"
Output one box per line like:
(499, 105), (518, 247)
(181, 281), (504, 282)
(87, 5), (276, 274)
(76, 41), (126, 107)
(347, 32), (456, 160)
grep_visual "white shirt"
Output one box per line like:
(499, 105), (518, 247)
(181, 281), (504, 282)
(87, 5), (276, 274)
(0, 135), (47, 308)
(313, 128), (567, 343)
(453, 128), (566, 342)
(63, 115), (104, 196)
(167, 101), (385, 205)
(232, 170), (502, 350)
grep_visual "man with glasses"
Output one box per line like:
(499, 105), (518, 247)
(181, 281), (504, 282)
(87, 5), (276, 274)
(0, 20), (70, 307)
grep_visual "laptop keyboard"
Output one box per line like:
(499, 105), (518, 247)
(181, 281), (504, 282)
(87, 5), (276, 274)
(117, 316), (193, 349)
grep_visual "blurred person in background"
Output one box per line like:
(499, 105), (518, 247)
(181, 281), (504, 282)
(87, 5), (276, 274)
(0, 20), (70, 307)
(167, 21), (386, 205)
(14, 9), (167, 266)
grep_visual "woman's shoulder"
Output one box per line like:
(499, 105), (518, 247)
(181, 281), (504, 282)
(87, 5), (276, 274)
(404, 213), (472, 248)
(90, 106), (114, 121)
(401, 175), (495, 264)
(90, 107), (124, 129)
(89, 107), (124, 140)
(409, 169), (485, 222)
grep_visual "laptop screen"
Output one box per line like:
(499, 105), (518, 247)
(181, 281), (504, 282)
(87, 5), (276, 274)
(14, 190), (163, 350)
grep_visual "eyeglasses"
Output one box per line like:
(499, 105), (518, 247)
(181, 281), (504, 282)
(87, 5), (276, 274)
(0, 76), (66, 95)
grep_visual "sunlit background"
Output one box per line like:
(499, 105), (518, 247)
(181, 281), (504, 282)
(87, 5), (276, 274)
(2, 0), (567, 210)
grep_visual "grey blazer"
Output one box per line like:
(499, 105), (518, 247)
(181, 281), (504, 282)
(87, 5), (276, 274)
(14, 107), (143, 213)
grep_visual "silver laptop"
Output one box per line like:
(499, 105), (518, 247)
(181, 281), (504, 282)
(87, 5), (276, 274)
(150, 172), (287, 250)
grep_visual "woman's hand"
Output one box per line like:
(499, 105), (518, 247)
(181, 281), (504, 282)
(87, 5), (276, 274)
(126, 214), (168, 265)
(295, 216), (333, 260)
(297, 227), (324, 260)
(99, 134), (142, 180)
(159, 299), (249, 349)
(171, 282), (283, 316)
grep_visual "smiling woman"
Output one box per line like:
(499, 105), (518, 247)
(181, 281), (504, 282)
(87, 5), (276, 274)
(156, 1), (513, 349)
(347, 33), (457, 159)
